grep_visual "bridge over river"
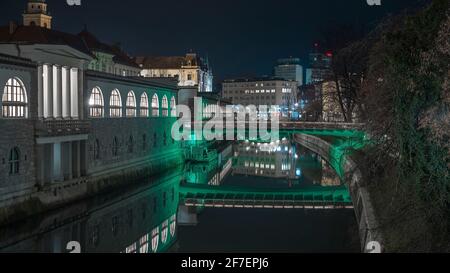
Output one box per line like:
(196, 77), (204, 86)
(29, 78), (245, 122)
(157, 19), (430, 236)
(180, 184), (353, 209)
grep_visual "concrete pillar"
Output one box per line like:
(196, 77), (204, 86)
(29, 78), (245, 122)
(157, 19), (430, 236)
(54, 65), (62, 118)
(37, 65), (44, 118)
(78, 68), (84, 119)
(71, 68), (79, 119)
(44, 64), (53, 118)
(62, 67), (71, 119)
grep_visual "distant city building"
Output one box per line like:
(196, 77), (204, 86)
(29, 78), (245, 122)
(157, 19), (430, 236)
(222, 77), (297, 118)
(78, 28), (141, 77)
(274, 57), (303, 87)
(136, 53), (213, 92)
(22, 0), (52, 29)
(305, 44), (333, 84)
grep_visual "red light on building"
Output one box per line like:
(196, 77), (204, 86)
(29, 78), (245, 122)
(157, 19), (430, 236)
(325, 51), (333, 57)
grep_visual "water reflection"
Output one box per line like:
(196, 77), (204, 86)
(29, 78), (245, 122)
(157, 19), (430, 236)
(0, 140), (356, 253)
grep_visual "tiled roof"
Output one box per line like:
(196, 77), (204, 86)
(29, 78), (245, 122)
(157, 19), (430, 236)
(78, 29), (140, 68)
(135, 53), (208, 70)
(0, 25), (92, 56)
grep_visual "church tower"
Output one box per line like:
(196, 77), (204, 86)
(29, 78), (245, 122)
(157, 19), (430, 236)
(23, 0), (52, 29)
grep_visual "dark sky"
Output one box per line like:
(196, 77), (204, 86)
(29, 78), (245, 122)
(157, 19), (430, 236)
(0, 0), (424, 84)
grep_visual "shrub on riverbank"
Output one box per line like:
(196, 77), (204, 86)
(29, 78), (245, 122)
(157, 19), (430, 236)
(359, 0), (449, 252)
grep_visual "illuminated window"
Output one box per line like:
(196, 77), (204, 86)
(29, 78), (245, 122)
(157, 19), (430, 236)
(170, 96), (176, 117)
(109, 89), (122, 117)
(152, 94), (159, 117)
(126, 243), (137, 253)
(161, 220), (169, 244)
(89, 87), (104, 117)
(2, 78), (27, 118)
(139, 234), (149, 254)
(9, 147), (20, 175)
(126, 91), (136, 117)
(140, 93), (149, 117)
(151, 227), (159, 253)
(170, 215), (177, 237)
(162, 96), (168, 117)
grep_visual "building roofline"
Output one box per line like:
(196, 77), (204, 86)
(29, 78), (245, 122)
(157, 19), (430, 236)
(85, 70), (179, 91)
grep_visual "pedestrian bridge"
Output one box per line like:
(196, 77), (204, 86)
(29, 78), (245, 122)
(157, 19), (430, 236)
(190, 121), (366, 139)
(180, 184), (353, 209)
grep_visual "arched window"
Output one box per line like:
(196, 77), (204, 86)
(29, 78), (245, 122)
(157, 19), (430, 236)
(89, 87), (104, 117)
(170, 214), (177, 237)
(109, 89), (122, 118)
(170, 96), (176, 117)
(2, 78), (28, 118)
(112, 137), (119, 157)
(151, 227), (159, 253)
(161, 220), (169, 244)
(9, 147), (20, 175)
(93, 139), (100, 160)
(162, 96), (168, 117)
(126, 91), (136, 117)
(152, 94), (159, 117)
(128, 135), (134, 153)
(140, 93), (149, 117)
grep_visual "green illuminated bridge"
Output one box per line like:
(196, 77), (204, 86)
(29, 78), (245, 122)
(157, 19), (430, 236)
(180, 184), (353, 209)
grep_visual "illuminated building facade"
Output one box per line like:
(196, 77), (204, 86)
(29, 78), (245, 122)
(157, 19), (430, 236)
(136, 53), (213, 93)
(222, 77), (297, 118)
(0, 0), (183, 223)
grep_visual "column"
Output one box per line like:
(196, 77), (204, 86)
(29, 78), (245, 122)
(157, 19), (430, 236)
(78, 69), (83, 120)
(62, 67), (71, 118)
(37, 65), (44, 118)
(44, 64), (53, 118)
(54, 65), (62, 118)
(71, 68), (79, 119)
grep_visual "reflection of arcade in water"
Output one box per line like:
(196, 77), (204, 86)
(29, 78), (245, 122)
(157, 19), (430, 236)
(0, 169), (183, 253)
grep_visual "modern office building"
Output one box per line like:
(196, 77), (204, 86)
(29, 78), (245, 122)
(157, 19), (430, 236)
(274, 57), (303, 87)
(305, 44), (333, 84)
(222, 77), (297, 118)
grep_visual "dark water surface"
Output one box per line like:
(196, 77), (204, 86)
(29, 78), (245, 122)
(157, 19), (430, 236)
(0, 141), (359, 253)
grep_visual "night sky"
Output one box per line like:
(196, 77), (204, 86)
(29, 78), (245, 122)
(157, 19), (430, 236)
(0, 0), (424, 84)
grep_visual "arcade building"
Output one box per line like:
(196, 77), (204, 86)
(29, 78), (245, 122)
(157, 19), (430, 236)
(0, 0), (183, 223)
